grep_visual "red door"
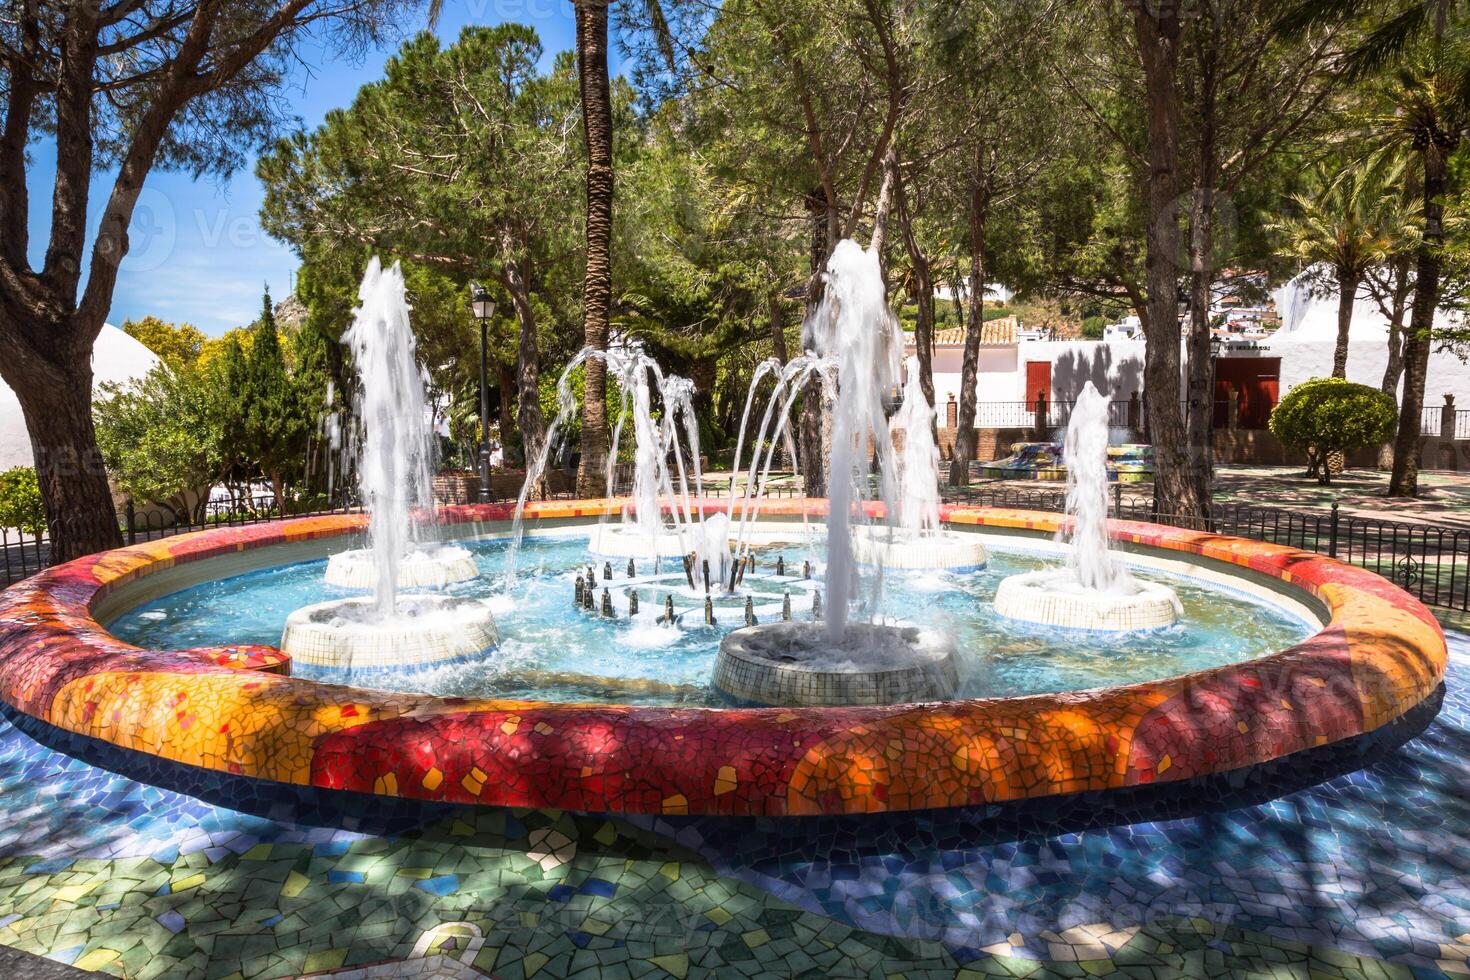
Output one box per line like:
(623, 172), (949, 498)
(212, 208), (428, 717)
(1213, 357), (1281, 428)
(1025, 361), (1051, 406)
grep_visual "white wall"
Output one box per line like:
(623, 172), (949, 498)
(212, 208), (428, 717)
(1274, 338), (1470, 406)
(919, 340), (1149, 405)
(909, 334), (1470, 417)
(0, 324), (161, 470)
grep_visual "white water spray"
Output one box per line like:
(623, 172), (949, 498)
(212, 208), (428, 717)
(1062, 381), (1134, 594)
(804, 240), (903, 641)
(340, 258), (438, 616)
(890, 357), (941, 535)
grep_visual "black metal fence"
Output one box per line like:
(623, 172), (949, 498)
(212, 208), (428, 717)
(1420, 406), (1470, 439)
(8, 481), (1470, 615)
(942, 482), (1470, 613)
(1, 495), (359, 589)
(963, 399), (1134, 430)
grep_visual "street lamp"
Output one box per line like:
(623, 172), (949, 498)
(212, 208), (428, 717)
(1208, 333), (1225, 457)
(470, 283), (496, 502)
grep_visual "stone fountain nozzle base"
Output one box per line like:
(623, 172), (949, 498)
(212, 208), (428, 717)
(323, 544), (478, 591)
(850, 525), (989, 571)
(587, 523), (702, 560)
(994, 570), (1181, 632)
(713, 621), (958, 707)
(280, 594), (498, 674)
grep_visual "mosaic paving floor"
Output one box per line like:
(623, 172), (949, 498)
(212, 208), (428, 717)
(0, 640), (1465, 979)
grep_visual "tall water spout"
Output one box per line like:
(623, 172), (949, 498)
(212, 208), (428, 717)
(890, 356), (941, 535)
(340, 258), (438, 616)
(1062, 381), (1133, 594)
(502, 344), (705, 585)
(804, 240), (902, 640)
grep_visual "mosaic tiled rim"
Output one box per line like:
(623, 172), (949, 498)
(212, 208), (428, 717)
(0, 500), (1446, 817)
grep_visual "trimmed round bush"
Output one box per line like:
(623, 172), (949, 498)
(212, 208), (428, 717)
(1268, 378), (1398, 484)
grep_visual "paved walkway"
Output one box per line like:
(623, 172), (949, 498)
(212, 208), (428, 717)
(1207, 465), (1470, 528)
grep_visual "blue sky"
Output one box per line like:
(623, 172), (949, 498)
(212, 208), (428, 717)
(24, 1), (619, 336)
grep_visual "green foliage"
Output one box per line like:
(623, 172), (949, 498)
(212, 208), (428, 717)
(122, 316), (209, 371)
(1080, 315), (1108, 339)
(0, 467), (46, 534)
(1268, 159), (1412, 288)
(256, 25), (593, 460)
(100, 289), (328, 515)
(94, 365), (224, 520)
(239, 289), (317, 502)
(1268, 378), (1399, 484)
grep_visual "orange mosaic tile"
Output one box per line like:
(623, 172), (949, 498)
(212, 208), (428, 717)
(0, 501), (1448, 817)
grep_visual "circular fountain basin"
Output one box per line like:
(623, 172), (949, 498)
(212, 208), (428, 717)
(851, 526), (989, 571)
(323, 544), (478, 591)
(713, 621), (959, 706)
(994, 569), (1181, 632)
(280, 594), (498, 674)
(587, 523), (700, 560)
(0, 500), (1447, 818)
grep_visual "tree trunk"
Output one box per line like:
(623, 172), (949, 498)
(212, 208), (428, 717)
(499, 245), (546, 473)
(1379, 255), (1412, 395)
(895, 171), (935, 410)
(768, 290), (788, 365)
(1332, 269), (1357, 378)
(869, 145), (899, 257)
(950, 146), (989, 486)
(3, 336), (122, 561)
(1389, 144), (1449, 497)
(574, 0), (613, 498)
(268, 470), (287, 514)
(1132, 5), (1195, 522)
(1184, 187), (1215, 508)
(1375, 257), (1412, 469)
(800, 188), (830, 496)
(495, 359), (516, 460)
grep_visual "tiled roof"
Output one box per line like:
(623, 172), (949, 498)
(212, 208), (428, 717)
(929, 315), (1017, 347)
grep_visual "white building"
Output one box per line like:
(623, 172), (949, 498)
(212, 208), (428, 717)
(0, 323), (161, 469)
(911, 270), (1470, 430)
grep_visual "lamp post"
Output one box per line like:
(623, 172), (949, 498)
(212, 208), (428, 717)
(1208, 333), (1225, 458)
(470, 283), (497, 502)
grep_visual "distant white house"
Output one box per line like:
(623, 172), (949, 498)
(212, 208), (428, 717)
(0, 323), (161, 470)
(907, 268), (1470, 431)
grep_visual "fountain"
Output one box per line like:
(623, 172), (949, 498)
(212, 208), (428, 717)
(712, 240), (959, 707)
(585, 351), (708, 561)
(321, 260), (477, 593)
(281, 258), (497, 673)
(994, 381), (1181, 631)
(850, 356), (989, 571)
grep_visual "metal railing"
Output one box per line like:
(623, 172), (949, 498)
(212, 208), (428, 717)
(2, 494), (359, 589)
(10, 479), (1470, 615)
(941, 482), (1470, 613)
(1418, 406), (1470, 438)
(962, 399), (1134, 431)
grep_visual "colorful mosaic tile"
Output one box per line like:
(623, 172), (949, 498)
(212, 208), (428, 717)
(0, 502), (1448, 820)
(0, 640), (1462, 978)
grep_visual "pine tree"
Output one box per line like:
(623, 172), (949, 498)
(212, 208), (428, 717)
(242, 288), (309, 511)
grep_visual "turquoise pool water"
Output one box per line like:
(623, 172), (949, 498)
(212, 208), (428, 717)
(108, 531), (1315, 706)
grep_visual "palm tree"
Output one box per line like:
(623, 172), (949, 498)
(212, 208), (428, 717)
(1373, 44), (1469, 494)
(1270, 162), (1410, 378)
(1277, 0), (1470, 496)
(573, 0), (616, 497)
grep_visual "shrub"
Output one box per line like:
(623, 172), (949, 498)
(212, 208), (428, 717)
(0, 467), (46, 534)
(1081, 315), (1108, 339)
(1268, 378), (1398, 484)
